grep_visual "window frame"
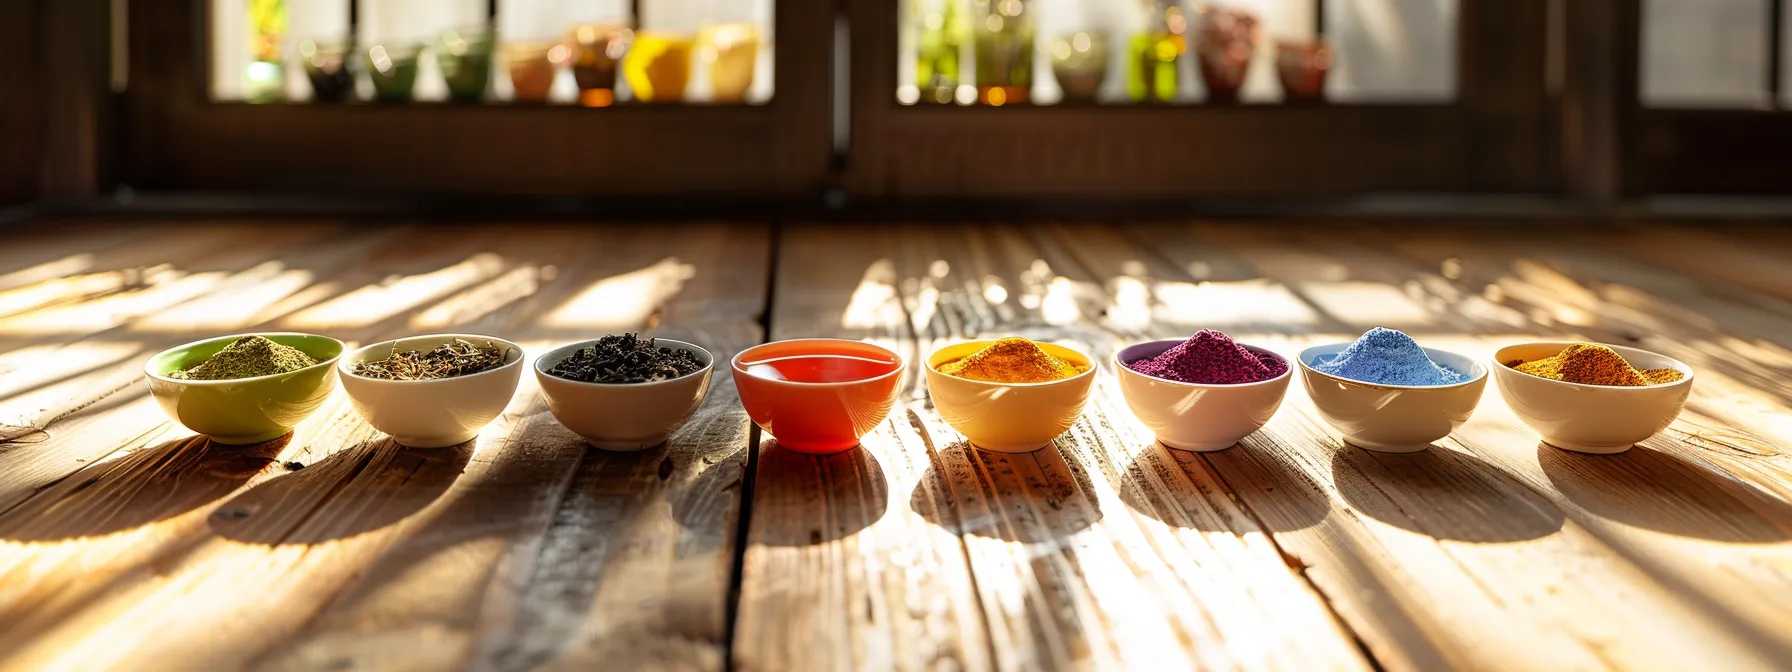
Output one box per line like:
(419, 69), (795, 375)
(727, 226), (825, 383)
(842, 0), (1558, 199)
(1622, 0), (1792, 195)
(119, 0), (835, 197)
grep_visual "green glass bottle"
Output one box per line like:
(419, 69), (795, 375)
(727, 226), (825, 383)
(915, 0), (966, 104)
(973, 0), (1034, 105)
(1127, 1), (1183, 104)
(245, 0), (287, 103)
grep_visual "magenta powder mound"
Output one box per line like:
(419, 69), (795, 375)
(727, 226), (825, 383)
(1128, 330), (1287, 384)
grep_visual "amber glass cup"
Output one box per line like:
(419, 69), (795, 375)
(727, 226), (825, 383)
(504, 40), (562, 103)
(1193, 6), (1259, 104)
(568, 23), (632, 107)
(1276, 40), (1332, 102)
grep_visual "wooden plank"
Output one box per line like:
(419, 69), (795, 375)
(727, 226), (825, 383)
(0, 223), (520, 667)
(734, 224), (997, 672)
(0, 223), (766, 671)
(736, 223), (1370, 670)
(909, 224), (1368, 670)
(463, 224), (767, 672)
(1152, 221), (1792, 669)
(0, 222), (367, 509)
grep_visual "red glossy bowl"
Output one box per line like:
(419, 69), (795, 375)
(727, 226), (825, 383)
(732, 339), (905, 454)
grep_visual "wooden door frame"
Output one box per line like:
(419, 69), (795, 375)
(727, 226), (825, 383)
(1591, 0), (1792, 196)
(118, 0), (837, 198)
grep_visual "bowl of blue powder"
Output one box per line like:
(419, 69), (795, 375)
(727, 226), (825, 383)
(1298, 327), (1488, 452)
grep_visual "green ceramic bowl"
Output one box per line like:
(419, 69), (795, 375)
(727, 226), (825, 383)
(144, 333), (346, 444)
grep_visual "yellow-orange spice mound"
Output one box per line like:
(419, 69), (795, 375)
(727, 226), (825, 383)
(1506, 343), (1682, 386)
(938, 337), (1088, 383)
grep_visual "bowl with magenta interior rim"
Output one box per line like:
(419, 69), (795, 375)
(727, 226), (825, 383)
(1298, 342), (1488, 453)
(338, 333), (525, 448)
(1493, 341), (1693, 455)
(1115, 339), (1292, 452)
(144, 332), (345, 445)
(924, 339), (1097, 454)
(534, 338), (714, 451)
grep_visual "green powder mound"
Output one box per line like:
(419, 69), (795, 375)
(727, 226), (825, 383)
(169, 336), (319, 381)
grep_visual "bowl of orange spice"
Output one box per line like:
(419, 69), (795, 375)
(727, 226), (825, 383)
(1493, 341), (1693, 454)
(925, 337), (1097, 453)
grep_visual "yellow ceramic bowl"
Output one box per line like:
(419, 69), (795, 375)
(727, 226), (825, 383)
(1493, 341), (1693, 454)
(924, 340), (1097, 453)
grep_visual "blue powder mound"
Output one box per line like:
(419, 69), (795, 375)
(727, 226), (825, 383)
(1312, 327), (1466, 386)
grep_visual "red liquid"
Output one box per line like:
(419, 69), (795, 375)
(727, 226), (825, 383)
(741, 354), (899, 383)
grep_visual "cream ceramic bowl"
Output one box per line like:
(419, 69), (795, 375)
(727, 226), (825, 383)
(1115, 339), (1292, 452)
(1493, 341), (1693, 454)
(534, 338), (714, 451)
(339, 334), (525, 448)
(925, 340), (1097, 453)
(1298, 343), (1488, 453)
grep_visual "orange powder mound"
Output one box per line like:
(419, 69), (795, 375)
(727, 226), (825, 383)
(1508, 343), (1682, 386)
(938, 337), (1088, 383)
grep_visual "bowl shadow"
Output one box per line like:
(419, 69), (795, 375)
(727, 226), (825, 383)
(208, 438), (473, 544)
(1538, 443), (1792, 543)
(1330, 445), (1567, 543)
(0, 434), (288, 541)
(750, 440), (889, 547)
(1126, 436), (1333, 534)
(911, 440), (1103, 544)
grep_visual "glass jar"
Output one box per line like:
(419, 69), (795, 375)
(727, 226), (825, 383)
(246, 0), (288, 103)
(1127, 0), (1184, 104)
(437, 26), (495, 104)
(365, 42), (421, 103)
(1193, 5), (1259, 104)
(1050, 31), (1109, 104)
(298, 38), (355, 103)
(914, 0), (967, 104)
(972, 0), (1035, 105)
(701, 23), (760, 104)
(569, 23), (632, 107)
(504, 40), (563, 103)
(1275, 40), (1332, 102)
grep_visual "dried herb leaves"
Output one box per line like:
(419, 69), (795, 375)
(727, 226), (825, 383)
(353, 338), (511, 381)
(547, 333), (703, 384)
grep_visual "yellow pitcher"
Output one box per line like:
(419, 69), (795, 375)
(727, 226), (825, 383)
(625, 32), (694, 102)
(700, 22), (760, 103)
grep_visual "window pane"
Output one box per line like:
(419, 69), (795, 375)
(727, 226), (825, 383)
(210, 0), (774, 104)
(896, 0), (1456, 106)
(361, 0), (486, 103)
(1641, 0), (1767, 108)
(640, 0), (776, 104)
(1325, 0), (1456, 102)
(211, 0), (351, 102)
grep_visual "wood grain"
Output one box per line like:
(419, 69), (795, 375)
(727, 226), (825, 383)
(0, 222), (767, 672)
(3, 220), (1792, 671)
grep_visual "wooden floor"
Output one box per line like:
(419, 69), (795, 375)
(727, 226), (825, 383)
(1, 220), (1790, 671)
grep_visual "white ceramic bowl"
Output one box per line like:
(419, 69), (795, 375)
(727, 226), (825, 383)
(925, 340), (1097, 453)
(338, 334), (525, 447)
(1493, 341), (1694, 454)
(1114, 339), (1293, 451)
(534, 338), (714, 451)
(1298, 343), (1489, 453)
